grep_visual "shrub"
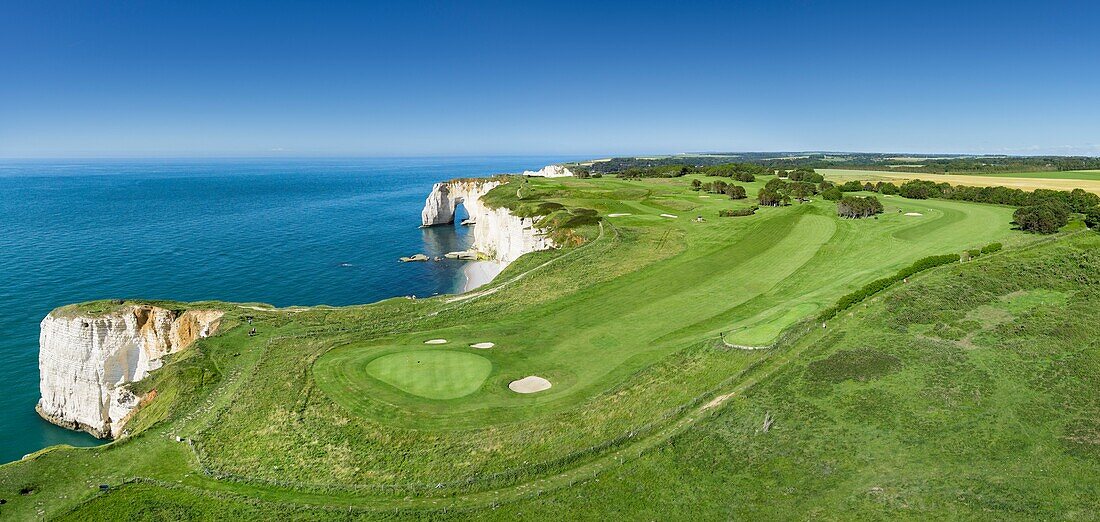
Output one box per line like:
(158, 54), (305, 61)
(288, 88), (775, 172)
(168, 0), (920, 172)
(981, 242), (1003, 254)
(879, 182), (899, 195)
(718, 207), (757, 217)
(822, 187), (843, 201)
(1084, 207), (1100, 231)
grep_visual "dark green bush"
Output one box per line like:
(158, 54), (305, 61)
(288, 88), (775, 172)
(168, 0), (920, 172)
(718, 207), (757, 217)
(1084, 207), (1100, 231)
(981, 242), (1003, 254)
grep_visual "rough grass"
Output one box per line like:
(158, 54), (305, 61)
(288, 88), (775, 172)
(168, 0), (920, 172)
(39, 227), (1100, 521)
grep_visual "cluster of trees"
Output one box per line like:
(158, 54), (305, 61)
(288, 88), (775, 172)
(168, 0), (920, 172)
(719, 206), (757, 217)
(836, 195), (884, 218)
(691, 179), (747, 199)
(757, 178), (819, 206)
(782, 168), (825, 184)
(758, 188), (789, 206)
(818, 179), (899, 200)
(570, 167), (602, 179)
(613, 162), (771, 180)
(695, 163), (770, 182)
(617, 165), (694, 178)
(894, 180), (1100, 211)
(841, 178), (1100, 234)
(1013, 202), (1071, 234)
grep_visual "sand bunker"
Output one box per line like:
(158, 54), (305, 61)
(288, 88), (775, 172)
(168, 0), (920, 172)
(470, 342), (495, 349)
(660, 214), (678, 218)
(424, 339), (448, 344)
(508, 376), (551, 394)
(904, 212), (923, 216)
(608, 213), (631, 217)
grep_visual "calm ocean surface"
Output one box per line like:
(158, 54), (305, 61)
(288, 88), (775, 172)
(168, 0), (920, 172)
(0, 156), (578, 463)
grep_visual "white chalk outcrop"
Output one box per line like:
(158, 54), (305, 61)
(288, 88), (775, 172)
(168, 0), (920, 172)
(522, 164), (575, 178)
(421, 179), (555, 265)
(37, 305), (223, 439)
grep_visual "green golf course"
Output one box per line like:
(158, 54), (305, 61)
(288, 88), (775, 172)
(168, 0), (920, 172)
(3, 169), (1098, 520)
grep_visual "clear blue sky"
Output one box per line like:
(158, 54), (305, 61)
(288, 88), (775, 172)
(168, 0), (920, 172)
(2, 0), (1098, 158)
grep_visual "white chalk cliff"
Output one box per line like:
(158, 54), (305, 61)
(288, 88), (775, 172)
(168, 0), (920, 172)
(521, 164), (576, 178)
(37, 305), (223, 439)
(421, 178), (555, 265)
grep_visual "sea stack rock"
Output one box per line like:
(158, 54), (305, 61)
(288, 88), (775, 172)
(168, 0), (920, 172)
(421, 178), (555, 265)
(37, 304), (223, 439)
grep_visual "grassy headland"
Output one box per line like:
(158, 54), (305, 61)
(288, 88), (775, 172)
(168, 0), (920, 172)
(2, 166), (1096, 520)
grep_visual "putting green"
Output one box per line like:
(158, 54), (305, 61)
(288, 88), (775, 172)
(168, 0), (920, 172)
(364, 350), (492, 399)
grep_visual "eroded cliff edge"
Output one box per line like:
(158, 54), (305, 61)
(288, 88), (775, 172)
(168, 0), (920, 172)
(421, 177), (556, 265)
(38, 304), (223, 439)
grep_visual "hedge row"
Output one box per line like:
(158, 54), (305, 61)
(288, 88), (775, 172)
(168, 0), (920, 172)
(817, 253), (961, 322)
(719, 207), (757, 217)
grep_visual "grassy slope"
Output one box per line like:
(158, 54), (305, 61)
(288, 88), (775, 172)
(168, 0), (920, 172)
(42, 225), (1100, 521)
(477, 232), (1100, 520)
(0, 173), (1065, 520)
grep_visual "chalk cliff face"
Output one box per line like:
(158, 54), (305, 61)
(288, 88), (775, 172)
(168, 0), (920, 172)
(521, 164), (575, 178)
(421, 178), (555, 265)
(37, 305), (223, 439)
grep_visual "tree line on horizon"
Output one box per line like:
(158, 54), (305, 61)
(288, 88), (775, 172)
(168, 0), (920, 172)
(583, 154), (1100, 175)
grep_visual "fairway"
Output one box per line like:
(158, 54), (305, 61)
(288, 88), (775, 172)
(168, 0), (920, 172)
(312, 176), (1021, 431)
(818, 168), (1100, 194)
(363, 350), (491, 399)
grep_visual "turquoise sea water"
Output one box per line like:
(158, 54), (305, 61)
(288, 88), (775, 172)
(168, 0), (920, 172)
(0, 156), (576, 463)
